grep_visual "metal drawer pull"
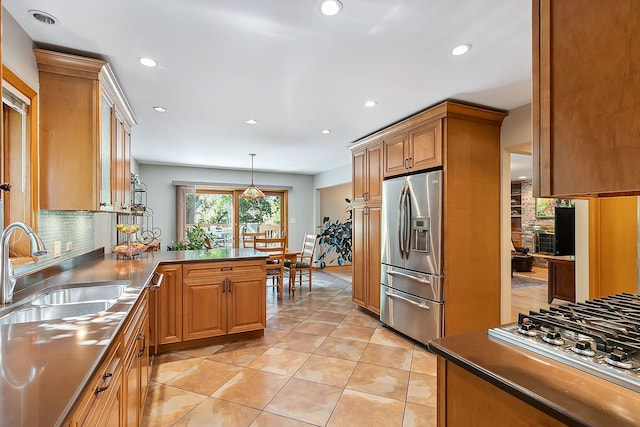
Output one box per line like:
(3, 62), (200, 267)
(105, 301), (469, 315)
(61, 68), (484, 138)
(95, 372), (113, 395)
(388, 270), (431, 285)
(221, 267), (233, 271)
(149, 272), (163, 290)
(137, 332), (145, 358)
(385, 291), (430, 309)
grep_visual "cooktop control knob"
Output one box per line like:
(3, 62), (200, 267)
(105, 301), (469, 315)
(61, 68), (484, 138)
(604, 347), (632, 369)
(542, 331), (564, 346)
(517, 322), (538, 337)
(570, 340), (596, 357)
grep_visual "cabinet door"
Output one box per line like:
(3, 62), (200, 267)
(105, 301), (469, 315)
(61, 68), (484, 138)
(98, 381), (123, 427)
(70, 344), (123, 427)
(227, 274), (266, 334)
(383, 133), (409, 177)
(183, 278), (226, 340)
(352, 208), (366, 306)
(112, 117), (131, 212)
(533, 0), (640, 197)
(139, 313), (150, 415)
(124, 347), (139, 427)
(113, 116), (125, 211)
(366, 143), (383, 204)
(409, 120), (442, 171)
(365, 206), (381, 314)
(154, 264), (183, 345)
(99, 94), (114, 210)
(352, 148), (367, 206)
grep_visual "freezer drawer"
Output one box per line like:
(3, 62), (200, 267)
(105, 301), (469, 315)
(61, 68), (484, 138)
(381, 264), (443, 302)
(380, 285), (443, 346)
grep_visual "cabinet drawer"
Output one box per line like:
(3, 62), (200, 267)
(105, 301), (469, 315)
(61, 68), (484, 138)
(122, 289), (148, 351)
(183, 261), (265, 280)
(68, 342), (122, 426)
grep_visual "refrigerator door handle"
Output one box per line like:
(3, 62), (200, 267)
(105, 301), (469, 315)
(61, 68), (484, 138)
(384, 291), (431, 309)
(388, 269), (432, 285)
(398, 186), (407, 258)
(404, 185), (412, 257)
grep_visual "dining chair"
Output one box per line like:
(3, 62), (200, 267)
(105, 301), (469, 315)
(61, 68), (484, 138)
(242, 231), (267, 248)
(285, 233), (317, 292)
(253, 237), (286, 295)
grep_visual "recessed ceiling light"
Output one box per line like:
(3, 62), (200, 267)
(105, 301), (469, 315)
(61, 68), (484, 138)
(321, 129), (331, 134)
(364, 100), (378, 108)
(320, 0), (343, 16)
(140, 57), (157, 67)
(245, 119), (258, 125)
(153, 106), (167, 113)
(451, 44), (472, 56)
(518, 175), (527, 179)
(28, 9), (58, 25)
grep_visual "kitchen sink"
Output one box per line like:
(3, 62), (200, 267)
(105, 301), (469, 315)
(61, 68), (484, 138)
(0, 280), (131, 325)
(30, 282), (128, 305)
(0, 301), (116, 325)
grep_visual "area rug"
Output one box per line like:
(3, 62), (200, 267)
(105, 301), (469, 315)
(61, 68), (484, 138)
(512, 274), (547, 289)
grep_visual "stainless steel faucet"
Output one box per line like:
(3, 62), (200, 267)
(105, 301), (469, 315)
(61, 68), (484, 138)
(0, 222), (47, 304)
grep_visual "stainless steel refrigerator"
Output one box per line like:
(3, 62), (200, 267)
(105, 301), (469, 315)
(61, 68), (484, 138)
(380, 169), (443, 345)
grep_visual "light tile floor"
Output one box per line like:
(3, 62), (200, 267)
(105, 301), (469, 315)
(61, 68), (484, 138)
(142, 268), (438, 427)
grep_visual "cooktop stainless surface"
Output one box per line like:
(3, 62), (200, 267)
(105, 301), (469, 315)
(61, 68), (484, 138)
(489, 293), (640, 393)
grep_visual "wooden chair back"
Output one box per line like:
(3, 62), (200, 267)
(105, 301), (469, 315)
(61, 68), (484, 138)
(286, 233), (317, 292)
(242, 231), (267, 248)
(300, 233), (317, 260)
(253, 237), (286, 295)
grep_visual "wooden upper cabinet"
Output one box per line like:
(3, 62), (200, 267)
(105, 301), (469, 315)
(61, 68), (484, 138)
(533, 0), (640, 197)
(383, 120), (442, 178)
(383, 133), (408, 177)
(352, 141), (382, 206)
(35, 48), (136, 211)
(409, 120), (441, 171)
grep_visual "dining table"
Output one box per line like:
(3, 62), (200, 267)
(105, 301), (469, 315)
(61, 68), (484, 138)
(284, 248), (301, 296)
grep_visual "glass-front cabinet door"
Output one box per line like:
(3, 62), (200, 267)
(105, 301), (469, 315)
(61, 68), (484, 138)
(99, 93), (113, 210)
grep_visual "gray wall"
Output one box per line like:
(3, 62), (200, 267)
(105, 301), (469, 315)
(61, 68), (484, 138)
(139, 164), (316, 250)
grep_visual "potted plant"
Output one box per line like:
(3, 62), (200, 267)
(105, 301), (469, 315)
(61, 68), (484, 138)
(316, 218), (352, 268)
(168, 224), (211, 250)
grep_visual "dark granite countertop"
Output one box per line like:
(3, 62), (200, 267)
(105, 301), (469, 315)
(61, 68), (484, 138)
(429, 329), (640, 427)
(0, 248), (267, 427)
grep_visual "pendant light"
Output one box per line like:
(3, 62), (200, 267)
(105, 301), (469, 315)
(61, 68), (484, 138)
(240, 153), (265, 199)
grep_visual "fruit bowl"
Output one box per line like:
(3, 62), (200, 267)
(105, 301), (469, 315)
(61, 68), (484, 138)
(113, 243), (147, 258)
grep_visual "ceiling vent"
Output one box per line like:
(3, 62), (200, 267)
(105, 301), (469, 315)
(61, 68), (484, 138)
(28, 10), (58, 25)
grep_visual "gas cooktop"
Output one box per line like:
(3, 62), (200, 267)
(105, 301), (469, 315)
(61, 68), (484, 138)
(489, 293), (640, 393)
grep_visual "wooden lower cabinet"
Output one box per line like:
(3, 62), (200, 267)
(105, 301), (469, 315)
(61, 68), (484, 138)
(124, 291), (149, 427)
(438, 361), (565, 427)
(183, 268), (226, 340)
(151, 260), (266, 352)
(153, 264), (183, 345)
(66, 289), (149, 427)
(352, 205), (381, 314)
(68, 343), (124, 427)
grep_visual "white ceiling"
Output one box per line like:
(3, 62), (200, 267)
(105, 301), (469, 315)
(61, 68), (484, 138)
(3, 0), (532, 175)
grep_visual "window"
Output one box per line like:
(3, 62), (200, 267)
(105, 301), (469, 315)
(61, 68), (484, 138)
(176, 186), (288, 248)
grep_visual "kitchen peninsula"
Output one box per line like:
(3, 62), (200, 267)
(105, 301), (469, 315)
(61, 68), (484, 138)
(0, 248), (267, 427)
(429, 330), (640, 427)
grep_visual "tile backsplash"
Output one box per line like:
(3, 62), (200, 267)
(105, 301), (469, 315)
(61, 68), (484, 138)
(14, 211), (115, 275)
